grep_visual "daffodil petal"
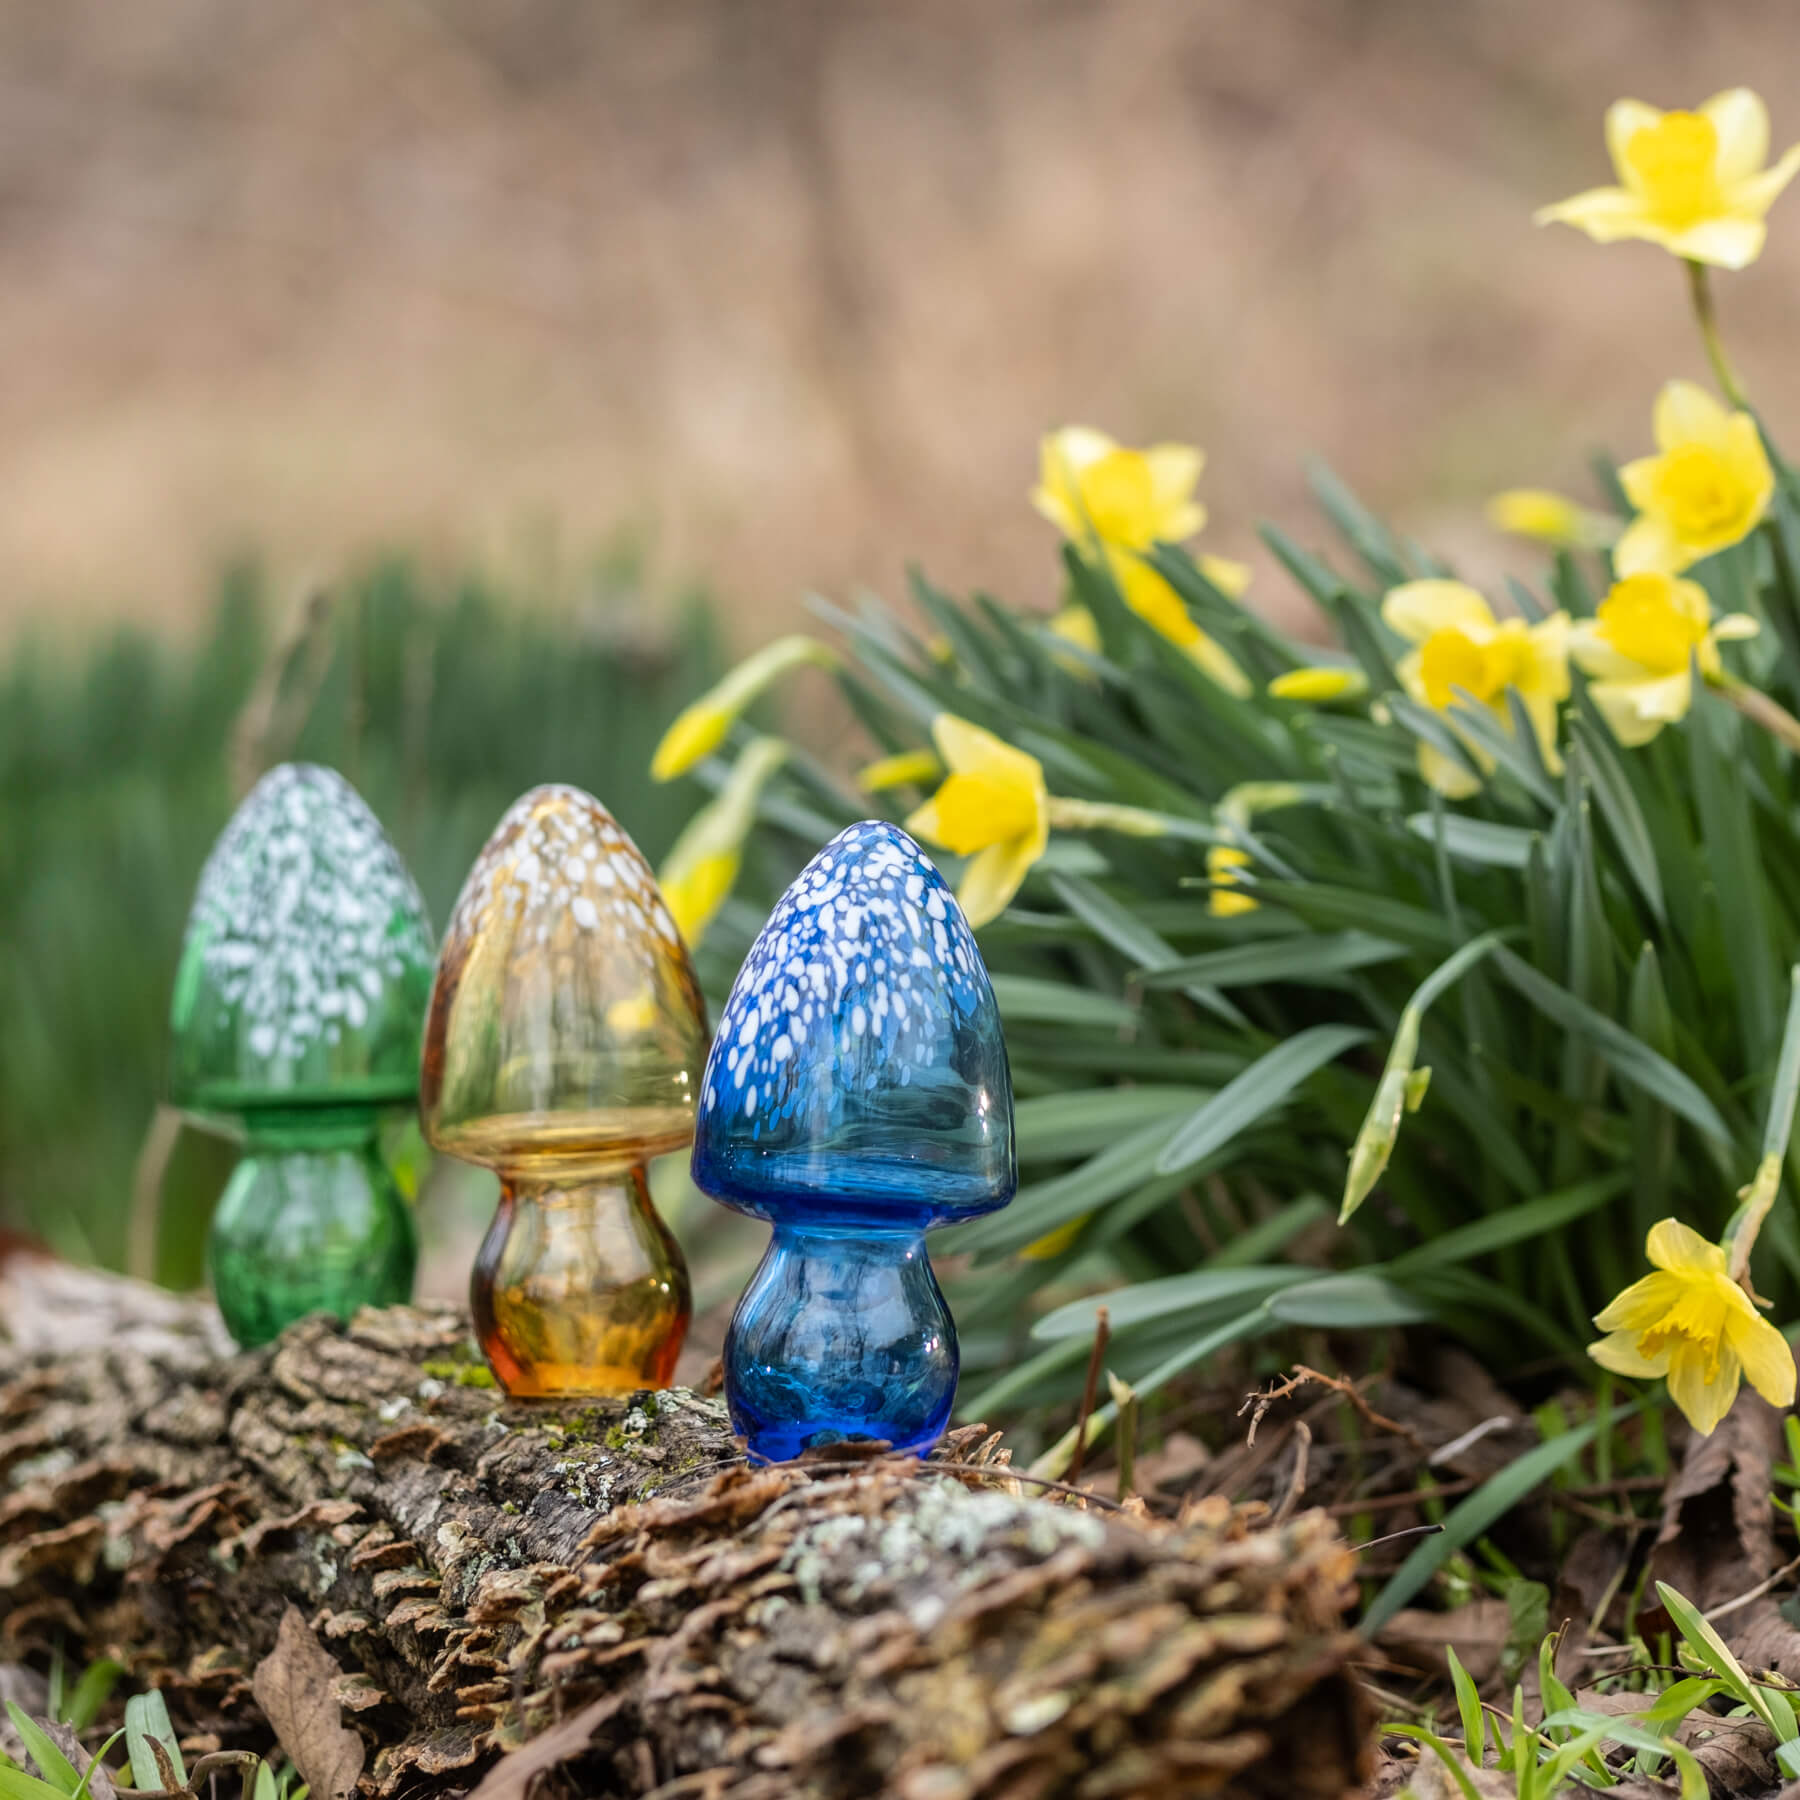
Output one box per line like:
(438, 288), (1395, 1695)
(1594, 1269), (1687, 1334)
(1605, 98), (1665, 186)
(1032, 426), (1119, 537)
(1667, 1339), (1741, 1437)
(1381, 579), (1495, 645)
(1655, 380), (1733, 453)
(956, 835), (1039, 929)
(1648, 1217), (1728, 1277)
(1586, 676), (1684, 746)
(1569, 623), (1645, 684)
(1145, 443), (1204, 527)
(1726, 1309), (1798, 1408)
(1665, 214), (1768, 270)
(1417, 741), (1482, 800)
(1617, 455), (1659, 514)
(1534, 185), (1651, 239)
(1613, 511), (1686, 577)
(1186, 629), (1253, 697)
(1588, 1329), (1667, 1379)
(905, 796), (946, 843)
(1702, 88), (1770, 182)
(1198, 553), (1253, 599)
(1730, 140), (1800, 214)
(930, 713), (1046, 791)
(1714, 612), (1762, 642)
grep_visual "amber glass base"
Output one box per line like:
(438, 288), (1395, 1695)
(471, 1161), (690, 1395)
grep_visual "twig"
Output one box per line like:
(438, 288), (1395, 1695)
(1239, 1364), (1427, 1455)
(1324, 1478), (1478, 1518)
(1703, 1549), (1800, 1623)
(783, 1456), (1127, 1512)
(125, 1104), (183, 1284)
(1068, 1307), (1110, 1486)
(1354, 1523), (1444, 1555)
(1274, 1420), (1311, 1524)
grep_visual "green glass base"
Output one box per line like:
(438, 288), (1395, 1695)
(209, 1138), (417, 1348)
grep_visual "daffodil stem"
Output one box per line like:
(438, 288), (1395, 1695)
(1727, 1155), (1781, 1288)
(1711, 672), (1800, 757)
(1687, 260), (1751, 411)
(1044, 797), (1168, 837)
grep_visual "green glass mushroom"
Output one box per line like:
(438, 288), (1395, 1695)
(168, 764), (435, 1346)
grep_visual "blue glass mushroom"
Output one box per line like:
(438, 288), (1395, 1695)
(693, 820), (1015, 1461)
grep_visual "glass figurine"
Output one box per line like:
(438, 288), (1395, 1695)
(421, 784), (708, 1396)
(692, 820), (1015, 1462)
(168, 763), (435, 1347)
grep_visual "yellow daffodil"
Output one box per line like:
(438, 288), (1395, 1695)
(1590, 1218), (1795, 1436)
(1537, 89), (1800, 269)
(658, 737), (788, 949)
(1033, 426), (1207, 548)
(906, 715), (1049, 928)
(1381, 581), (1571, 798)
(1033, 426), (1252, 694)
(1571, 571), (1759, 745)
(1207, 844), (1257, 917)
(1615, 380), (1774, 576)
(651, 636), (838, 782)
(1486, 488), (1620, 551)
(1267, 666), (1369, 704)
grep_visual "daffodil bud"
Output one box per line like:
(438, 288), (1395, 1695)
(1267, 667), (1369, 703)
(650, 636), (838, 782)
(857, 748), (944, 793)
(658, 736), (789, 949)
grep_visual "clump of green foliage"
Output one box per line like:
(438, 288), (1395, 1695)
(0, 553), (720, 1276)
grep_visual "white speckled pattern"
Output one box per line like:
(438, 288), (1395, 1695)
(700, 821), (988, 1139)
(444, 782), (680, 960)
(184, 763), (432, 1065)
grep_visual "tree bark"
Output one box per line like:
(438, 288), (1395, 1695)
(0, 1280), (1371, 1800)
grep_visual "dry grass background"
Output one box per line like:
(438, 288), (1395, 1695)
(2, 0), (1799, 644)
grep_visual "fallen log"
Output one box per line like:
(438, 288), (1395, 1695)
(0, 1290), (1371, 1799)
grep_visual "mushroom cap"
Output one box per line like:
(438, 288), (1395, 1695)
(168, 764), (436, 1116)
(421, 784), (708, 1171)
(691, 820), (1014, 1226)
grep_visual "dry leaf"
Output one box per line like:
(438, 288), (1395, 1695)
(252, 1607), (366, 1800)
(1644, 1394), (1800, 1680)
(43, 1723), (116, 1800)
(462, 1693), (623, 1800)
(1375, 1599), (1510, 1683)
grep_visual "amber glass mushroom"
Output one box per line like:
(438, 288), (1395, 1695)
(422, 785), (707, 1394)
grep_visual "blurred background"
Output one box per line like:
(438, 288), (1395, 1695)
(5, 0), (1799, 1292)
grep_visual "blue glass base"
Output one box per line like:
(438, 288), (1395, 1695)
(724, 1223), (957, 1462)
